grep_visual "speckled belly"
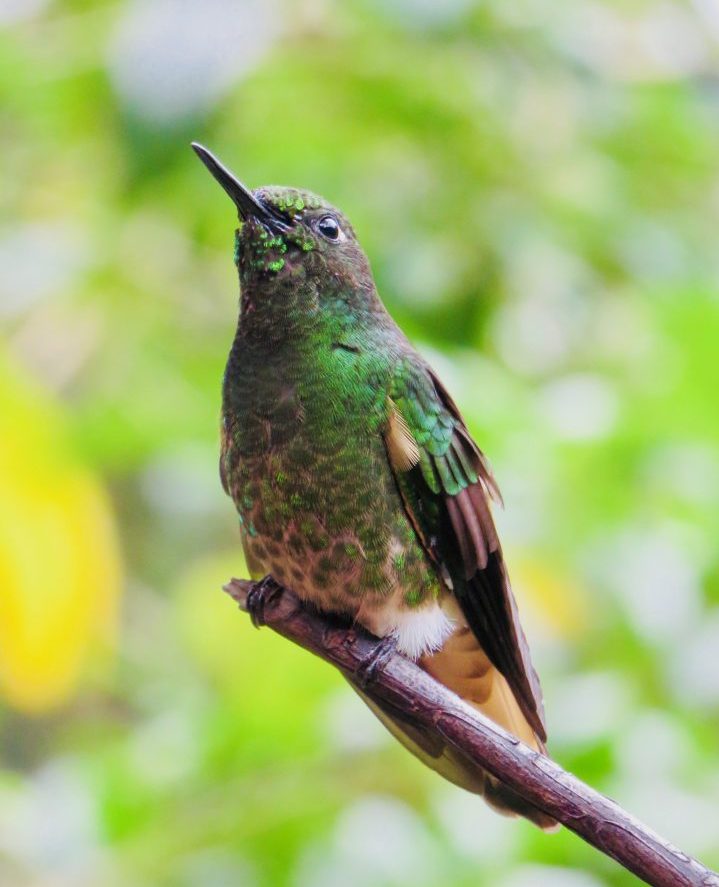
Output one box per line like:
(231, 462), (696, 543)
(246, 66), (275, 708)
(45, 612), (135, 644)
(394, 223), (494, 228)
(227, 434), (442, 620)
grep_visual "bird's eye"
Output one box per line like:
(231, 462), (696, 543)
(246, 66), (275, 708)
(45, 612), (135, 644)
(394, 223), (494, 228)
(316, 215), (343, 242)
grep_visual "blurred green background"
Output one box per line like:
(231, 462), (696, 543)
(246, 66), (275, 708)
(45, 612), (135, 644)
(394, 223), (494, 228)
(2, 0), (719, 884)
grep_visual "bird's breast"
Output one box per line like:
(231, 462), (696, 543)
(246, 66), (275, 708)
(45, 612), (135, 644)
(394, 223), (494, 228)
(222, 338), (443, 631)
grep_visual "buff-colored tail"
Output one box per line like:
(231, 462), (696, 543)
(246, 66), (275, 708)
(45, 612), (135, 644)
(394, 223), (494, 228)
(421, 621), (539, 750)
(348, 616), (557, 831)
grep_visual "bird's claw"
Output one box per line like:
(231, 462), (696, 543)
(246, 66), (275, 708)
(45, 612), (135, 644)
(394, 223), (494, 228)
(246, 575), (282, 628)
(356, 635), (398, 689)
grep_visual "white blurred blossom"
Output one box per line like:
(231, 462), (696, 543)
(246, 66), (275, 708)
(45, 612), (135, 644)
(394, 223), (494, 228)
(642, 442), (719, 505)
(107, 0), (279, 123)
(0, 761), (102, 879)
(128, 709), (202, 788)
(592, 524), (703, 645)
(320, 687), (390, 753)
(552, 2), (710, 80)
(433, 785), (519, 864)
(294, 796), (442, 887)
(667, 610), (719, 707)
(0, 222), (89, 316)
(615, 709), (693, 782)
(334, 796), (441, 885)
(617, 783), (719, 857)
(142, 443), (224, 516)
(492, 239), (594, 376)
(549, 670), (632, 746)
(0, 0), (50, 26)
(371, 0), (474, 27)
(693, 0), (719, 36)
(180, 850), (257, 887)
(618, 218), (690, 284)
(500, 864), (607, 887)
(386, 235), (467, 307)
(539, 374), (619, 442)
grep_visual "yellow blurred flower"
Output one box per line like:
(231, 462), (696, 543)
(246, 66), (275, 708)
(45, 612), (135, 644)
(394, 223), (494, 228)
(0, 354), (121, 713)
(507, 548), (587, 640)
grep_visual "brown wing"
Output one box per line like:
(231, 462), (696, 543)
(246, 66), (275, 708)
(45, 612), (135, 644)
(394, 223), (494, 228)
(389, 363), (547, 741)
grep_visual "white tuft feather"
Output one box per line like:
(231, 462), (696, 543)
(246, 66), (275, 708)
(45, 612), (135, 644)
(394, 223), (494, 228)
(392, 605), (455, 660)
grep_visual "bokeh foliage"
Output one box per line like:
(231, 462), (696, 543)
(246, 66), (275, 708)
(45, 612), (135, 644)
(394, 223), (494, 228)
(1, 1), (718, 885)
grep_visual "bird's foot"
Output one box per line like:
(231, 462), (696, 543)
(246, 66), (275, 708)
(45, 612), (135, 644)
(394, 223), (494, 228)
(356, 635), (398, 689)
(246, 575), (283, 628)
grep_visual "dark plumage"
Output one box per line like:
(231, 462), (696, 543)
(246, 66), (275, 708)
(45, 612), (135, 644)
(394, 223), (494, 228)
(194, 143), (556, 830)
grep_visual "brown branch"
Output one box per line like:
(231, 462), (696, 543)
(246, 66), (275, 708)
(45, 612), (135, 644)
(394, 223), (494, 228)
(224, 576), (719, 887)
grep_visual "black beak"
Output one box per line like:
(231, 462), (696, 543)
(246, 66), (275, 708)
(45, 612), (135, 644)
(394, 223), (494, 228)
(191, 142), (289, 231)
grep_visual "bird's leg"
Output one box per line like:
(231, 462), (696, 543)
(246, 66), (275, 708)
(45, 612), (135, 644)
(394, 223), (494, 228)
(355, 635), (398, 689)
(246, 575), (283, 628)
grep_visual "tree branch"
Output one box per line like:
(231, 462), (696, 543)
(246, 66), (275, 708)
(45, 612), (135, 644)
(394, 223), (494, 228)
(224, 576), (718, 887)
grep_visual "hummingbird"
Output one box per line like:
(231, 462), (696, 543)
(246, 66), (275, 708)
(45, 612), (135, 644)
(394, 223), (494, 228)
(193, 143), (556, 830)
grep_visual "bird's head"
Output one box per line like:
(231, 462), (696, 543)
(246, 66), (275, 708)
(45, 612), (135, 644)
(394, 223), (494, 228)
(192, 144), (376, 332)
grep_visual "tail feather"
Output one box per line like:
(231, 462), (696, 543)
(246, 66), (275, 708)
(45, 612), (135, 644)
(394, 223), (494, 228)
(346, 614), (558, 832)
(420, 623), (540, 750)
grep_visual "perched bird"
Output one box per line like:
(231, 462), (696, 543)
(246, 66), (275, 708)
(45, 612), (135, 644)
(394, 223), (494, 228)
(193, 143), (556, 830)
